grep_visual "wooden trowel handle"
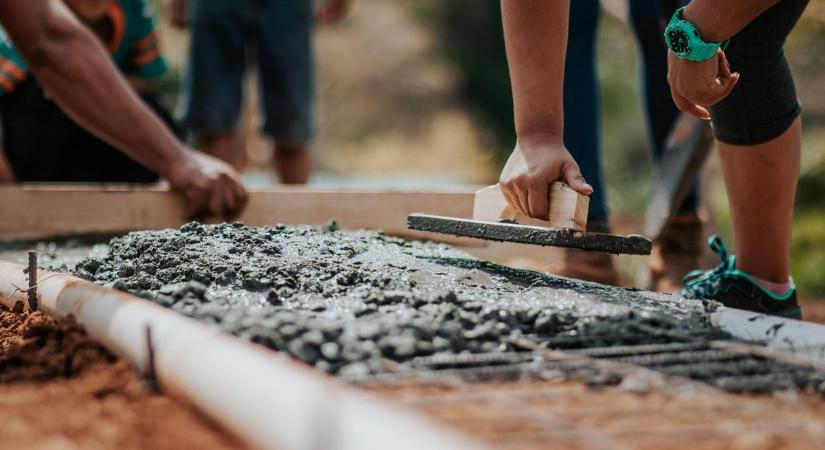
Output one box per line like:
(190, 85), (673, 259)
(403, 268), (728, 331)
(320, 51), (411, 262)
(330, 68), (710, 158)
(473, 181), (589, 231)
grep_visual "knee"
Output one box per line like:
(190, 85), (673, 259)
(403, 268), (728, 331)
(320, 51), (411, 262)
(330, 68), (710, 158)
(710, 53), (800, 146)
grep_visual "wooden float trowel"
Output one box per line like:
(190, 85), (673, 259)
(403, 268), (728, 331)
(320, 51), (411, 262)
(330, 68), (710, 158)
(407, 181), (652, 255)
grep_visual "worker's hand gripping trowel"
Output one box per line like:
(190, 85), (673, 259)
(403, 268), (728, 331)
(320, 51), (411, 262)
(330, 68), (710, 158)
(407, 181), (652, 255)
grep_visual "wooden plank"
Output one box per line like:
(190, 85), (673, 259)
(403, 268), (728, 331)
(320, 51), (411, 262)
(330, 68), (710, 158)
(548, 181), (589, 230)
(472, 182), (589, 231)
(0, 184), (479, 243)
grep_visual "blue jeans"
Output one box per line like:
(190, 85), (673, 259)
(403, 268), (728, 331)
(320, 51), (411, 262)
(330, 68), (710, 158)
(181, 0), (314, 142)
(564, 0), (698, 221)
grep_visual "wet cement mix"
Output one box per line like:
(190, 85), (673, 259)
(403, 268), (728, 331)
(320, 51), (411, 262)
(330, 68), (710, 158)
(60, 222), (824, 392)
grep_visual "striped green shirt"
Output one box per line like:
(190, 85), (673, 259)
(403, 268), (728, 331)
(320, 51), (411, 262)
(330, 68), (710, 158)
(0, 0), (167, 95)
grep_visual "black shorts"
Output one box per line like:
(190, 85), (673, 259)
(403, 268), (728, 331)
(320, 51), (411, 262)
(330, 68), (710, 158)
(1, 78), (179, 183)
(709, 0), (809, 146)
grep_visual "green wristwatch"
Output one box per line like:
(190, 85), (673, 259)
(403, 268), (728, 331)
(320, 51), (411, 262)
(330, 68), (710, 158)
(664, 7), (729, 62)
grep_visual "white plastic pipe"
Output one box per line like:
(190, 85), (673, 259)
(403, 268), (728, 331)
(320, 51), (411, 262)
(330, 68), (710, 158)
(0, 261), (482, 450)
(713, 307), (825, 367)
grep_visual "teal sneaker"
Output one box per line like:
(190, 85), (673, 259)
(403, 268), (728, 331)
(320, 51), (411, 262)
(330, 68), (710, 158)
(680, 236), (801, 319)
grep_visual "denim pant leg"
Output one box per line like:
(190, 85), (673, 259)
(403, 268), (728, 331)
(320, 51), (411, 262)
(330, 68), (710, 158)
(180, 0), (251, 134)
(255, 0), (315, 143)
(629, 0), (699, 215)
(564, 0), (607, 221)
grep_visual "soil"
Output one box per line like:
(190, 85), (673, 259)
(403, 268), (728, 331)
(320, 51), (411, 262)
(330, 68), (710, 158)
(370, 379), (825, 450)
(64, 223), (825, 394)
(0, 308), (247, 450)
(800, 296), (825, 324)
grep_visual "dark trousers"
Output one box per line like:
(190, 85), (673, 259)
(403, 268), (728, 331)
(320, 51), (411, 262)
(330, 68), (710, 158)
(563, 0), (698, 221)
(1, 78), (179, 183)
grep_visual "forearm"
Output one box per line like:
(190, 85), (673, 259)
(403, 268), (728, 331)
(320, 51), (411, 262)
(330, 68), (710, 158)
(31, 37), (185, 175)
(501, 0), (569, 139)
(0, 0), (186, 178)
(683, 0), (782, 42)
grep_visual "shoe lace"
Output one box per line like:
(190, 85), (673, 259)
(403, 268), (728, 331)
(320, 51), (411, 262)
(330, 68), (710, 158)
(680, 235), (735, 299)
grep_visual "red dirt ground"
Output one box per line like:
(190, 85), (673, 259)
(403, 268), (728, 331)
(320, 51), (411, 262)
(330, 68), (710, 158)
(800, 297), (825, 324)
(0, 308), (247, 450)
(371, 378), (825, 450)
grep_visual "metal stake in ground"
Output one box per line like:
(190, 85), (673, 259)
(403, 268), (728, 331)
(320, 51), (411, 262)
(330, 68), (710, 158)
(143, 325), (160, 393)
(25, 250), (37, 311)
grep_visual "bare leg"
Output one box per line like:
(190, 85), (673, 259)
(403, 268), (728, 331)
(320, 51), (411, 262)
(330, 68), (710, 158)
(273, 140), (311, 185)
(717, 117), (801, 283)
(0, 150), (16, 183)
(198, 132), (242, 169)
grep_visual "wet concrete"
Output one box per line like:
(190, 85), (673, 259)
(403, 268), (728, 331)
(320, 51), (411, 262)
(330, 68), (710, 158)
(407, 214), (652, 255)
(66, 223), (708, 375)
(5, 222), (822, 393)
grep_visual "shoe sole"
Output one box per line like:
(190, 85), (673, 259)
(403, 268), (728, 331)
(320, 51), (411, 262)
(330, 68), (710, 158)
(775, 306), (802, 320)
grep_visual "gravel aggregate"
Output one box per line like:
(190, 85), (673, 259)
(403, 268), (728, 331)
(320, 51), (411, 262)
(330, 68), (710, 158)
(70, 222), (724, 376)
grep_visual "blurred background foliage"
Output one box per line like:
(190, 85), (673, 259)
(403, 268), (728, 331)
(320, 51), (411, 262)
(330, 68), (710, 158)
(157, 0), (825, 297)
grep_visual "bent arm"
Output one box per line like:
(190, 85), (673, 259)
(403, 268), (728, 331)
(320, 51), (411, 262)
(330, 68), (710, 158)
(682, 0), (782, 42)
(0, 0), (187, 178)
(501, 0), (569, 139)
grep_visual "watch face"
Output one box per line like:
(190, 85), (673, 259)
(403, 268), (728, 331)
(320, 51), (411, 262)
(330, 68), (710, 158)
(668, 28), (690, 54)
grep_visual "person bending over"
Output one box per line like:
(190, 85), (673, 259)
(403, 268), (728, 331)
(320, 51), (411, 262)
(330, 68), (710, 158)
(664, 0), (808, 318)
(0, 0), (177, 183)
(0, 0), (246, 220)
(498, 0), (807, 318)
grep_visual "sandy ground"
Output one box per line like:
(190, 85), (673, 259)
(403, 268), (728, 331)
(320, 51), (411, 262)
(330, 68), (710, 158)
(371, 379), (825, 450)
(0, 308), (247, 450)
(800, 297), (825, 324)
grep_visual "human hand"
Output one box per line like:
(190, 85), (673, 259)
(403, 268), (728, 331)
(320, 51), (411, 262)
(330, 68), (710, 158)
(163, 0), (187, 29)
(667, 48), (739, 120)
(499, 133), (592, 220)
(166, 150), (249, 221)
(315, 0), (352, 23)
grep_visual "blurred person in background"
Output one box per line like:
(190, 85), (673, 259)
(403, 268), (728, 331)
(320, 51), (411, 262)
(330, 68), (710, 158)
(549, 0), (701, 291)
(0, 0), (177, 183)
(165, 0), (351, 184)
(0, 0), (247, 220)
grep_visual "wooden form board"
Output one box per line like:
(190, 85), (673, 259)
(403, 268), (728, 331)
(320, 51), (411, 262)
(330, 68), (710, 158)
(0, 184), (478, 243)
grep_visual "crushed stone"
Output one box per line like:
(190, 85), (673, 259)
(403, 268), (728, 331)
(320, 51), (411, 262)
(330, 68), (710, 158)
(71, 222), (726, 377)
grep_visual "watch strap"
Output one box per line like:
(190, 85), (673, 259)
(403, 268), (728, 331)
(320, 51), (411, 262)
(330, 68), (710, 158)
(686, 39), (721, 62)
(667, 7), (731, 62)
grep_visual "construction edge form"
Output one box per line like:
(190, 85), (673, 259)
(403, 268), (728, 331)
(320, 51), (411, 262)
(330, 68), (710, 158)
(630, 290), (825, 368)
(713, 307), (825, 367)
(0, 261), (483, 450)
(0, 184), (479, 243)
